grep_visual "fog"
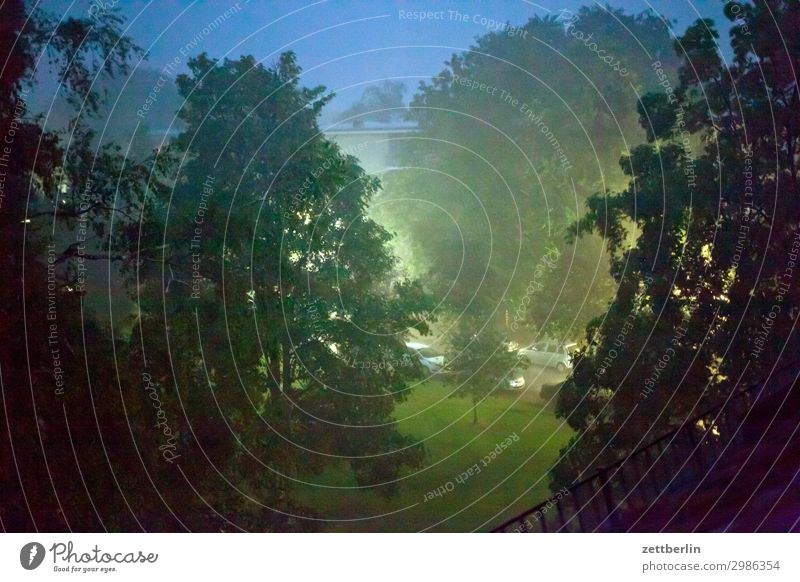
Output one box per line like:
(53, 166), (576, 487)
(5, 0), (797, 539)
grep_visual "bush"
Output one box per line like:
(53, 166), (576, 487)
(541, 382), (564, 401)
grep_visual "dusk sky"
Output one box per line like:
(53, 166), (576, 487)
(51, 0), (730, 117)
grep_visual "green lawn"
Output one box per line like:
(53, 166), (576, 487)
(297, 378), (573, 532)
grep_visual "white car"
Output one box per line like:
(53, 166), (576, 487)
(506, 369), (526, 390)
(518, 340), (576, 372)
(405, 342), (445, 374)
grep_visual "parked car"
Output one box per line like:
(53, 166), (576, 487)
(506, 369), (526, 390)
(405, 342), (445, 374)
(517, 340), (577, 372)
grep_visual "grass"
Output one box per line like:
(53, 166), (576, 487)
(297, 377), (573, 532)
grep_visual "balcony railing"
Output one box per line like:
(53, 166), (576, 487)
(492, 361), (798, 532)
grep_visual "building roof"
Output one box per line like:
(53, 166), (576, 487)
(324, 118), (418, 135)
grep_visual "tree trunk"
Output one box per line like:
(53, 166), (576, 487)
(267, 351), (281, 401)
(281, 336), (293, 393)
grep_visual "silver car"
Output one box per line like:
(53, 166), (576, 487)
(506, 369), (526, 390)
(405, 342), (445, 374)
(518, 340), (576, 372)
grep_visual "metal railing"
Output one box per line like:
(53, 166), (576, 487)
(492, 362), (798, 532)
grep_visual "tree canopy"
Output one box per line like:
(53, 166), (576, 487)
(553, 0), (800, 489)
(372, 6), (680, 340)
(128, 51), (436, 527)
(0, 0), (158, 530)
(2, 2), (435, 530)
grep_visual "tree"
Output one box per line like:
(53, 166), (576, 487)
(129, 52), (436, 526)
(335, 80), (406, 126)
(449, 320), (525, 424)
(0, 0), (167, 530)
(373, 7), (679, 337)
(553, 1), (800, 488)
